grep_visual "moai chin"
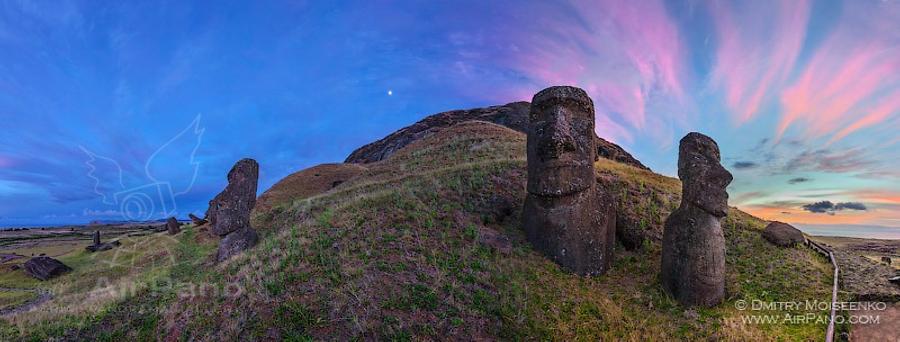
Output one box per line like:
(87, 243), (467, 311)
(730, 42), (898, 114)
(661, 132), (733, 307)
(521, 86), (615, 276)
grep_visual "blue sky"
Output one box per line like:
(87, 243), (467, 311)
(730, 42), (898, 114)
(1, 1), (899, 235)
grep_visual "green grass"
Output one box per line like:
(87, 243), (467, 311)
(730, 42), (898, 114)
(0, 121), (836, 340)
(0, 290), (37, 309)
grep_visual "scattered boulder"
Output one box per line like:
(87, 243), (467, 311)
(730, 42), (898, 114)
(344, 101), (650, 170)
(207, 158), (259, 237)
(23, 256), (72, 281)
(661, 132), (733, 307)
(882, 256), (892, 265)
(216, 227), (259, 262)
(188, 213), (208, 226)
(167, 217), (181, 235)
(9, 264), (20, 271)
(521, 86), (615, 276)
(208, 159), (261, 262)
(762, 221), (805, 247)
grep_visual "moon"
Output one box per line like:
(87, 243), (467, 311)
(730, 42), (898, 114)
(387, 90), (393, 96)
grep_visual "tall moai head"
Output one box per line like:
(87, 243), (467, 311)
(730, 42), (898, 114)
(527, 86), (596, 197)
(677, 132), (733, 217)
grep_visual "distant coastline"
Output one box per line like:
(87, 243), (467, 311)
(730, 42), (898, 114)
(798, 223), (900, 240)
(0, 218), (183, 230)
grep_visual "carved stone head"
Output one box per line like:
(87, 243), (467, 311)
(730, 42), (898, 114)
(678, 132), (733, 217)
(527, 86), (596, 197)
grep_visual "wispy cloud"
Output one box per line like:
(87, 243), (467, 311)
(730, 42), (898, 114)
(783, 147), (877, 173)
(778, 1), (900, 142)
(497, 0), (690, 144)
(709, 0), (810, 123)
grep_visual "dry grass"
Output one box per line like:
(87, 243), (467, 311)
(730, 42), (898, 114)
(0, 120), (837, 340)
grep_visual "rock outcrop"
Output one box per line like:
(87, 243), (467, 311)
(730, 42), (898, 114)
(661, 132), (733, 307)
(345, 101), (649, 170)
(207, 158), (260, 262)
(23, 256), (72, 281)
(521, 86), (615, 276)
(166, 217), (181, 235)
(762, 221), (805, 247)
(188, 213), (208, 226)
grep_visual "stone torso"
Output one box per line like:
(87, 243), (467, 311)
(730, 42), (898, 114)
(521, 86), (615, 276)
(661, 132), (733, 307)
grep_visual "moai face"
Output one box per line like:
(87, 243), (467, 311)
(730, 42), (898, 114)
(527, 86), (596, 197)
(678, 132), (733, 217)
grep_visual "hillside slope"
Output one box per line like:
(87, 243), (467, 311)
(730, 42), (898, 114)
(2, 121), (836, 340)
(345, 102), (649, 170)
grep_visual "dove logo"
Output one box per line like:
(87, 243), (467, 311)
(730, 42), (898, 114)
(80, 115), (205, 222)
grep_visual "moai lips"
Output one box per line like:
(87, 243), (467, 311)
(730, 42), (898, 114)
(522, 86), (615, 276)
(661, 132), (733, 307)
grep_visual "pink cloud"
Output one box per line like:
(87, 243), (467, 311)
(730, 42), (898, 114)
(830, 93), (900, 144)
(778, 1), (900, 143)
(710, 0), (811, 124)
(495, 0), (689, 144)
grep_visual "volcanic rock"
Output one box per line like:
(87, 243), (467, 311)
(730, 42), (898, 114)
(208, 158), (261, 262)
(521, 86), (615, 276)
(882, 256), (892, 265)
(23, 256), (72, 281)
(207, 159), (259, 236)
(216, 227), (259, 262)
(661, 132), (733, 307)
(344, 101), (649, 170)
(762, 221), (805, 247)
(188, 213), (208, 226)
(167, 217), (181, 235)
(85, 230), (121, 252)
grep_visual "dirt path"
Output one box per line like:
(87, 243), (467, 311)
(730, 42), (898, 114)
(850, 302), (900, 341)
(0, 287), (53, 317)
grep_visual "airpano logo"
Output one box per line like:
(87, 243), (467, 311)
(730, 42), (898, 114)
(80, 115), (205, 221)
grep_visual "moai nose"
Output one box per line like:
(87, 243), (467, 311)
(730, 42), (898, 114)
(712, 163), (733, 187)
(546, 109), (576, 154)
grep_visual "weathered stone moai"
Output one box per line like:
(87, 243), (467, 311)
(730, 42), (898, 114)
(521, 86), (615, 276)
(207, 158), (260, 262)
(85, 230), (120, 252)
(661, 132), (733, 307)
(166, 217), (181, 235)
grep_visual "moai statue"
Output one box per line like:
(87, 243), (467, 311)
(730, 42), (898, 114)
(521, 86), (615, 276)
(207, 158), (260, 262)
(166, 217), (181, 235)
(661, 132), (733, 307)
(92, 230), (101, 246)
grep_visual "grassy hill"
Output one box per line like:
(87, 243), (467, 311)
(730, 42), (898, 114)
(0, 121), (837, 340)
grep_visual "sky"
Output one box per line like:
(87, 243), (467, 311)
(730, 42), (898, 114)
(0, 0), (898, 237)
